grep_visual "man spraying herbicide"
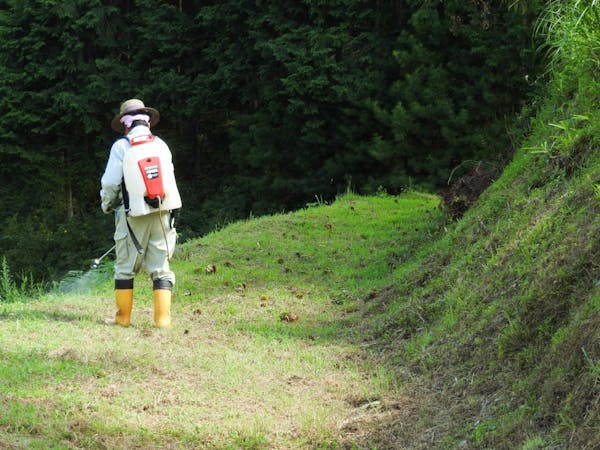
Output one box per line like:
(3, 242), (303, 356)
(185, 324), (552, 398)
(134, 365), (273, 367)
(100, 99), (182, 328)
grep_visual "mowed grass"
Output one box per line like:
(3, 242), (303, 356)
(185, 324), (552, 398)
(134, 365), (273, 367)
(0, 192), (442, 449)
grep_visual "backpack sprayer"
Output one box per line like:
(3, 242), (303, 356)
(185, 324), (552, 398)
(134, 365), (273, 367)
(123, 133), (181, 216)
(122, 133), (182, 260)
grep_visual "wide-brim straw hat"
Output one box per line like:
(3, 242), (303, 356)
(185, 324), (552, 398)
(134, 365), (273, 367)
(111, 98), (160, 133)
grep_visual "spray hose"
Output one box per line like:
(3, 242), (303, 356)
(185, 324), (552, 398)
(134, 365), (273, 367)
(157, 196), (171, 262)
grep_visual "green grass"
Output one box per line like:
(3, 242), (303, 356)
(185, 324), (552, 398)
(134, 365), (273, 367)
(3, 4), (600, 446)
(364, 62), (600, 447)
(0, 192), (443, 449)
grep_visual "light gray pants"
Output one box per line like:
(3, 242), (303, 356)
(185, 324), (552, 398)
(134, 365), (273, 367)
(113, 207), (176, 285)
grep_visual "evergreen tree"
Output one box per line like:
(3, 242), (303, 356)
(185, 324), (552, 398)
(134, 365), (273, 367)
(0, 0), (129, 280)
(368, 0), (543, 189)
(196, 0), (398, 214)
(0, 0), (128, 217)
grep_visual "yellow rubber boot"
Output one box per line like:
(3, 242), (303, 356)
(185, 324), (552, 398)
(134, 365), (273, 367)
(113, 288), (133, 326)
(153, 289), (172, 328)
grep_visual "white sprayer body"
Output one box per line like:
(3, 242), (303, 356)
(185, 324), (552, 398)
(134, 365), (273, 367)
(122, 135), (182, 216)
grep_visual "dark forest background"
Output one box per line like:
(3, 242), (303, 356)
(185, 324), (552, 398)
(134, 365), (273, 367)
(0, 0), (544, 284)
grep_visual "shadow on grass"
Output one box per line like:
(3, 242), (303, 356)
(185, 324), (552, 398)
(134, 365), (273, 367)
(0, 308), (93, 323)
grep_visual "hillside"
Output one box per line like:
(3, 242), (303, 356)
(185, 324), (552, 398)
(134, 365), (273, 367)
(2, 104), (600, 448)
(363, 116), (600, 447)
(3, 112), (598, 447)
(360, 59), (600, 449)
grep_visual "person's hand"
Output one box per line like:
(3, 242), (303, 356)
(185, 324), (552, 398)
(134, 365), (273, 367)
(102, 198), (120, 214)
(101, 202), (113, 214)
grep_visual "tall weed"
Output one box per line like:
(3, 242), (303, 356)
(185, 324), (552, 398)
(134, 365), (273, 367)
(0, 257), (19, 302)
(0, 256), (38, 302)
(536, 0), (600, 75)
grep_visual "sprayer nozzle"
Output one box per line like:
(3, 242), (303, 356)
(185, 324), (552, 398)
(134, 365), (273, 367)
(91, 245), (115, 270)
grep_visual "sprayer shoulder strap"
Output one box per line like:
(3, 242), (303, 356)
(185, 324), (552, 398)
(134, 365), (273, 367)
(125, 218), (144, 254)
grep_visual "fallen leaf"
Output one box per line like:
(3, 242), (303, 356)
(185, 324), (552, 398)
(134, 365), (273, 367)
(280, 312), (299, 322)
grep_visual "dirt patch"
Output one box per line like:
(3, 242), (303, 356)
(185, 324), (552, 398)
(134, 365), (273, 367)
(439, 162), (500, 219)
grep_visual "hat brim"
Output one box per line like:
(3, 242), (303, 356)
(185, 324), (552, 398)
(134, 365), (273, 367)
(111, 107), (160, 133)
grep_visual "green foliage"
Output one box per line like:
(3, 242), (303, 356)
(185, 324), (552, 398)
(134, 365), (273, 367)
(214, 1), (396, 212)
(0, 209), (113, 284)
(0, 0), (544, 286)
(0, 0), (125, 212)
(0, 257), (19, 302)
(369, 0), (544, 189)
(537, 0), (600, 75)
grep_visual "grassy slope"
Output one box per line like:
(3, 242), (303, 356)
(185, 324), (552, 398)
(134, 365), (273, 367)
(0, 192), (444, 449)
(362, 82), (600, 447)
